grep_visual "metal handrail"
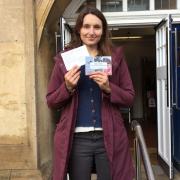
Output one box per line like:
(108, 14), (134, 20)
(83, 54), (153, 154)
(131, 120), (155, 180)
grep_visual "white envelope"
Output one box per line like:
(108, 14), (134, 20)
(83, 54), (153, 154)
(61, 45), (89, 70)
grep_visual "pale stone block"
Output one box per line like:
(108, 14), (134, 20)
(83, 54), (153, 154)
(0, 146), (34, 169)
(0, 170), (10, 180)
(0, 4), (24, 42)
(0, 42), (27, 144)
(0, 0), (23, 7)
(11, 170), (42, 180)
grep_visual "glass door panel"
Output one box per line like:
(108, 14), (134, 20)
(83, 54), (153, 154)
(128, 0), (149, 11)
(101, 0), (123, 12)
(155, 0), (176, 10)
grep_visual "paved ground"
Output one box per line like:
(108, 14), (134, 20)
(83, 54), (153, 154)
(0, 168), (180, 180)
(91, 166), (180, 180)
(1, 154), (180, 180)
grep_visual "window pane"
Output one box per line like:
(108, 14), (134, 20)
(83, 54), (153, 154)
(101, 0), (123, 12)
(155, 0), (161, 9)
(170, 0), (177, 9)
(128, 0), (149, 11)
(155, 0), (177, 10)
(162, 0), (169, 8)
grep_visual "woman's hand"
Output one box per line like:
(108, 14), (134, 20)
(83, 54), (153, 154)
(89, 72), (111, 94)
(64, 66), (80, 92)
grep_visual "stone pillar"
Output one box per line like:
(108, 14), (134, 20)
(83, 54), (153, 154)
(0, 0), (41, 178)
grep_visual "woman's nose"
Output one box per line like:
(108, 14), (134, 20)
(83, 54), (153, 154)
(89, 27), (95, 34)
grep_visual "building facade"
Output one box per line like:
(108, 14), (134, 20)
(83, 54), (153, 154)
(0, 0), (180, 179)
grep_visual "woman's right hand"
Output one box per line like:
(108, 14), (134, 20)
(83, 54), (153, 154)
(64, 66), (80, 92)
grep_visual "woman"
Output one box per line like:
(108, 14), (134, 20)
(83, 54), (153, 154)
(47, 6), (135, 180)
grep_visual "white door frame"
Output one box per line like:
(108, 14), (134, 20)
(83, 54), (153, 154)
(60, 17), (72, 50)
(155, 15), (173, 179)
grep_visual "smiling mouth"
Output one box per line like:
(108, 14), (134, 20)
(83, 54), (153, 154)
(87, 38), (96, 40)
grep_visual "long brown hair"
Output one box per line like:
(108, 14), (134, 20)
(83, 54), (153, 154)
(67, 6), (113, 56)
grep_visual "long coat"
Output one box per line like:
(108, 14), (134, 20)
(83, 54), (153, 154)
(46, 47), (135, 180)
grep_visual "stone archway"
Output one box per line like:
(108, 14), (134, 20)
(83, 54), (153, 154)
(35, 0), (71, 178)
(35, 0), (87, 47)
(35, 0), (76, 47)
(36, 0), (55, 47)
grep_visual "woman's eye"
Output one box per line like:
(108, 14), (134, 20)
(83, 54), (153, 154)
(82, 24), (101, 29)
(83, 24), (90, 29)
(94, 25), (101, 29)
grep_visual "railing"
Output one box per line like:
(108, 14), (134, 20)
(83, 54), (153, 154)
(131, 120), (155, 180)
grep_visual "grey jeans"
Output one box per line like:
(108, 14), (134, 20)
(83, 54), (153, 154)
(68, 131), (111, 180)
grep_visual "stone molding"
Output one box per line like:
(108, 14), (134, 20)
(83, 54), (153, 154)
(35, 0), (55, 47)
(24, 0), (37, 168)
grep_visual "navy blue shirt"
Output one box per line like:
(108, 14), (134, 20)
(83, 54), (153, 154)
(76, 65), (102, 128)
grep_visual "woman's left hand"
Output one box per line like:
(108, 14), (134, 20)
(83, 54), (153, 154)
(89, 72), (111, 94)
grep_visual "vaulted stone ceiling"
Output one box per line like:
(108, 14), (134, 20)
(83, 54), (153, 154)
(36, 0), (71, 46)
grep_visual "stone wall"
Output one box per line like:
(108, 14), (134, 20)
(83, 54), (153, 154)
(0, 0), (37, 170)
(0, 0), (70, 178)
(0, 0), (27, 145)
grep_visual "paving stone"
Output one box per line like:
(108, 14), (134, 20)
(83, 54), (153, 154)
(0, 170), (11, 180)
(10, 170), (42, 180)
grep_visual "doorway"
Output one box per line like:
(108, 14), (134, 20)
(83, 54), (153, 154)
(110, 26), (157, 149)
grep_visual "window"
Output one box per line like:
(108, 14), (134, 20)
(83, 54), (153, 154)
(128, 0), (149, 11)
(155, 0), (176, 10)
(101, 0), (123, 12)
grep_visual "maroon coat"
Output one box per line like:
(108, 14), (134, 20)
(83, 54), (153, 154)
(46, 47), (135, 180)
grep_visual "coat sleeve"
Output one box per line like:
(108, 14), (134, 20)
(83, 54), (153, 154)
(103, 48), (135, 107)
(46, 57), (72, 109)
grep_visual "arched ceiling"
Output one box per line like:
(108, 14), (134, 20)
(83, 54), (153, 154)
(63, 0), (95, 26)
(35, 0), (71, 47)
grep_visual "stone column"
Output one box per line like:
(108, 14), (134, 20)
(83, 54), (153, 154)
(0, 0), (41, 178)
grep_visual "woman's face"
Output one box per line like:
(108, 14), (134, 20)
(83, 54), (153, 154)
(80, 14), (103, 48)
